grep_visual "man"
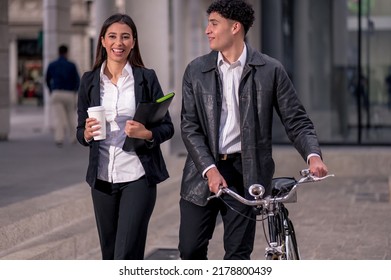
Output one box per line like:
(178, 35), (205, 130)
(46, 44), (80, 147)
(179, 0), (328, 260)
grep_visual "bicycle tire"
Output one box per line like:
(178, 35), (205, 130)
(283, 219), (300, 260)
(266, 205), (300, 260)
(281, 206), (300, 260)
(266, 252), (279, 260)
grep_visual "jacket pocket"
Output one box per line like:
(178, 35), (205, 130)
(180, 157), (211, 207)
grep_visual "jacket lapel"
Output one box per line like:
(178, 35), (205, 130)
(132, 67), (144, 105)
(90, 69), (101, 106)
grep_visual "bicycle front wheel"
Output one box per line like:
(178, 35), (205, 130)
(280, 204), (300, 260)
(265, 205), (300, 260)
(283, 218), (300, 260)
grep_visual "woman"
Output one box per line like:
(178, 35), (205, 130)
(76, 13), (174, 260)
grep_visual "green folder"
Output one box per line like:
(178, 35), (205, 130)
(123, 92), (175, 152)
(133, 92), (175, 125)
(156, 92), (175, 103)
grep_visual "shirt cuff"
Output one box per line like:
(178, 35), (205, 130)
(307, 153), (321, 164)
(145, 138), (154, 148)
(202, 164), (216, 178)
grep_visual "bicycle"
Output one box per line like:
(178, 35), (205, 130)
(207, 169), (334, 260)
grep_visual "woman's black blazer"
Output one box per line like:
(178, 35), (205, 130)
(76, 66), (174, 187)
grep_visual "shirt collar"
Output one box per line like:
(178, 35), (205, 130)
(217, 43), (247, 68)
(100, 61), (133, 81)
(123, 62), (133, 77)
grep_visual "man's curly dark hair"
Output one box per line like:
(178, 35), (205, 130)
(207, 0), (255, 35)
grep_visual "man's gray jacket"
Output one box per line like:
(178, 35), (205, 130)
(180, 45), (322, 206)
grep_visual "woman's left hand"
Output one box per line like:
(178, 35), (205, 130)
(125, 120), (153, 140)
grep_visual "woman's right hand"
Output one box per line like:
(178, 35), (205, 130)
(84, 117), (101, 141)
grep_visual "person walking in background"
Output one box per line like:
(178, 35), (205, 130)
(76, 13), (174, 260)
(45, 44), (80, 147)
(179, 0), (328, 260)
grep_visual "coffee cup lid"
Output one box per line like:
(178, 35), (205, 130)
(87, 106), (105, 112)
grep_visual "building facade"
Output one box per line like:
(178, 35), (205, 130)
(1, 0), (390, 150)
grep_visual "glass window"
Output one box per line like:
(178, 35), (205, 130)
(347, 0), (391, 144)
(267, 0), (391, 145)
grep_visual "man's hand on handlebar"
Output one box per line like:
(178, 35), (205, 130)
(207, 168), (335, 203)
(308, 156), (328, 177)
(205, 167), (227, 194)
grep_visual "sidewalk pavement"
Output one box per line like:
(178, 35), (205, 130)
(1, 104), (391, 260)
(0, 105), (89, 207)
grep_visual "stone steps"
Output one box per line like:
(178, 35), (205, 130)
(0, 183), (99, 260)
(1, 216), (98, 260)
(0, 157), (184, 260)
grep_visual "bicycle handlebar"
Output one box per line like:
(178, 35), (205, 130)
(207, 169), (335, 207)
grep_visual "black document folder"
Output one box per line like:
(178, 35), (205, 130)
(133, 92), (175, 125)
(123, 92), (175, 151)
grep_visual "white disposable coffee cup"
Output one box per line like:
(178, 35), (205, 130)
(87, 106), (106, 140)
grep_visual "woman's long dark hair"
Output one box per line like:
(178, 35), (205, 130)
(92, 13), (145, 70)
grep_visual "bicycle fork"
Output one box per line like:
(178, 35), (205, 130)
(265, 213), (285, 260)
(264, 207), (300, 260)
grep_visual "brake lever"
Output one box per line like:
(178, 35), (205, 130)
(299, 173), (335, 184)
(316, 174), (335, 180)
(207, 187), (224, 201)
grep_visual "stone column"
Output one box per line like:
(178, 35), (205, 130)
(261, 0), (283, 61)
(0, 0), (10, 140)
(332, 0), (349, 138)
(171, 0), (186, 155)
(90, 0), (116, 60)
(125, 0), (170, 92)
(43, 0), (72, 130)
(9, 37), (18, 106)
(246, 0), (261, 51)
(125, 0), (172, 155)
(293, 0), (311, 108)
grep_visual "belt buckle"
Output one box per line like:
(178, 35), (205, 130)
(221, 154), (228, 160)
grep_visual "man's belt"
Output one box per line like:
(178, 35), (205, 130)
(219, 153), (241, 160)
